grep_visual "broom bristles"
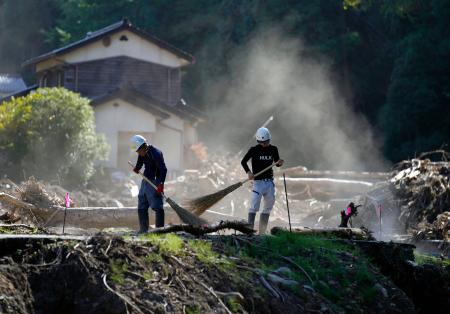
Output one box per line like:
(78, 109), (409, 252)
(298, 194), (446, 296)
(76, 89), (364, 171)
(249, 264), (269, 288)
(184, 182), (243, 216)
(166, 197), (207, 226)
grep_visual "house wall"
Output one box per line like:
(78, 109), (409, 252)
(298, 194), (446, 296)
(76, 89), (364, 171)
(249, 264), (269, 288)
(37, 56), (181, 106)
(36, 30), (189, 72)
(152, 115), (184, 178)
(94, 97), (190, 176)
(94, 98), (156, 168)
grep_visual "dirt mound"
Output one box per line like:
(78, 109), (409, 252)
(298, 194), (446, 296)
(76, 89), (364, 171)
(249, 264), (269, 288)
(0, 231), (420, 314)
(0, 265), (34, 314)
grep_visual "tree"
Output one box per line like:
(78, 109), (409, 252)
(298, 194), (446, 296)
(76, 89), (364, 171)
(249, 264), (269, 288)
(0, 88), (108, 187)
(0, 0), (58, 76)
(378, 0), (450, 161)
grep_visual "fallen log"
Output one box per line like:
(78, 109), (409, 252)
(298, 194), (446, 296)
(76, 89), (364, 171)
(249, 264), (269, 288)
(270, 226), (373, 240)
(281, 168), (390, 181)
(147, 220), (255, 236)
(5, 205), (239, 230)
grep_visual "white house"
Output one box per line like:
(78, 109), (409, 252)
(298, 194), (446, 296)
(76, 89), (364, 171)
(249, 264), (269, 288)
(17, 19), (203, 178)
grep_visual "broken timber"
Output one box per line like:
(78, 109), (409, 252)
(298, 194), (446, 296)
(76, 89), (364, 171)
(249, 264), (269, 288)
(270, 226), (373, 240)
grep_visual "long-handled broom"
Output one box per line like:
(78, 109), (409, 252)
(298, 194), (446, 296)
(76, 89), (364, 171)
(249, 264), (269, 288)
(128, 161), (206, 226)
(185, 163), (277, 216)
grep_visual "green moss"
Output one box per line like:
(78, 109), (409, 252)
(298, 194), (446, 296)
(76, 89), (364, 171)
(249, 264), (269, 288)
(414, 251), (450, 267)
(185, 304), (201, 314)
(188, 239), (234, 271)
(144, 252), (164, 265)
(110, 259), (128, 285)
(226, 296), (243, 313)
(143, 272), (153, 281)
(140, 233), (185, 255)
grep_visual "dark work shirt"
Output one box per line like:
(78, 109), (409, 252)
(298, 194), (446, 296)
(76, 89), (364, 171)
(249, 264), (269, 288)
(241, 144), (280, 180)
(134, 146), (167, 185)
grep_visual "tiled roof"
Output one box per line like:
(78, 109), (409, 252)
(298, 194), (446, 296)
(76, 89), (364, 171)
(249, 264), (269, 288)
(90, 86), (205, 123)
(0, 74), (26, 94)
(22, 19), (194, 67)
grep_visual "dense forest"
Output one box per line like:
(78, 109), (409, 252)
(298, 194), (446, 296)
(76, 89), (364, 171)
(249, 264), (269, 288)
(0, 0), (449, 166)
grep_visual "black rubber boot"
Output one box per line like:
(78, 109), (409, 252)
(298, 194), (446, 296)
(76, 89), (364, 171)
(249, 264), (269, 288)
(259, 213), (270, 235)
(248, 213), (256, 229)
(138, 208), (149, 233)
(155, 208), (165, 228)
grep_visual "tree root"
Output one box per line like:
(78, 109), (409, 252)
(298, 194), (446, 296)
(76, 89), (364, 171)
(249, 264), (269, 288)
(102, 274), (149, 314)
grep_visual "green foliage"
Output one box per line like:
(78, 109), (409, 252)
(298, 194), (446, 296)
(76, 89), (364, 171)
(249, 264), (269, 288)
(243, 232), (378, 307)
(2, 0), (449, 163)
(414, 252), (450, 268)
(0, 0), (57, 74)
(378, 0), (450, 160)
(0, 88), (108, 187)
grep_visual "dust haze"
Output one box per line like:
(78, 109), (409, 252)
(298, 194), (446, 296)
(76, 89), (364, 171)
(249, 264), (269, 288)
(199, 26), (388, 171)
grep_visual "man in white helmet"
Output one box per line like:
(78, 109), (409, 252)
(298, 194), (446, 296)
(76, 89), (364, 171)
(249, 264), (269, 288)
(241, 127), (284, 234)
(130, 134), (167, 232)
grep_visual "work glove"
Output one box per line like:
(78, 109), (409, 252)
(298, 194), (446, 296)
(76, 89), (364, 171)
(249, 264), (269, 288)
(133, 167), (139, 174)
(247, 171), (254, 180)
(156, 183), (164, 195)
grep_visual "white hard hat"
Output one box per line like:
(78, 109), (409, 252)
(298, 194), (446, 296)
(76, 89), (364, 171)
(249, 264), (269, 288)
(255, 127), (271, 142)
(130, 134), (147, 151)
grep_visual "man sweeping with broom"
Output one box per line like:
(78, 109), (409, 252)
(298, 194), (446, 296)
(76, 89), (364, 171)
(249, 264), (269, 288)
(131, 134), (167, 233)
(241, 127), (284, 234)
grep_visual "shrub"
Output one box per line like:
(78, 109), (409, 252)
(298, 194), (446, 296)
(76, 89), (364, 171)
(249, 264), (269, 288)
(0, 87), (108, 187)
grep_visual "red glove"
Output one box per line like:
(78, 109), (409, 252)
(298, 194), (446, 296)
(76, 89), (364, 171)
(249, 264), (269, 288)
(156, 183), (164, 195)
(133, 167), (139, 174)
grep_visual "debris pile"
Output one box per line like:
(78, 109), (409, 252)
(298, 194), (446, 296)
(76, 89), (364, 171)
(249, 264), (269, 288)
(19, 177), (63, 208)
(0, 176), (137, 228)
(390, 158), (450, 239)
(360, 154), (450, 240)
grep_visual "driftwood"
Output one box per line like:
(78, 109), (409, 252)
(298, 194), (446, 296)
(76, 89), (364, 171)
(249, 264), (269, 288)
(0, 192), (37, 210)
(148, 221), (255, 236)
(282, 167), (390, 181)
(270, 226), (372, 240)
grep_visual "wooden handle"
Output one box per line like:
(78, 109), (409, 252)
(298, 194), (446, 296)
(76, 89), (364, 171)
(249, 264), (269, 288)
(242, 163), (277, 184)
(128, 161), (166, 199)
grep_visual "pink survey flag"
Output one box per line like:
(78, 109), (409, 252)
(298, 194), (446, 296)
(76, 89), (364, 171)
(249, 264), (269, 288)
(65, 192), (71, 208)
(376, 204), (382, 219)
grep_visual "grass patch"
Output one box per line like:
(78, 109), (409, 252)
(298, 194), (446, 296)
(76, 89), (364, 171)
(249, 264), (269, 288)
(241, 231), (379, 307)
(185, 304), (201, 314)
(188, 239), (234, 271)
(144, 252), (164, 264)
(414, 251), (450, 267)
(110, 259), (128, 284)
(140, 233), (185, 255)
(226, 296), (243, 313)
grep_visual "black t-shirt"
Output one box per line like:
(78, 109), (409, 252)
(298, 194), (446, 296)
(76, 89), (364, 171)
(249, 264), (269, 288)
(241, 144), (280, 180)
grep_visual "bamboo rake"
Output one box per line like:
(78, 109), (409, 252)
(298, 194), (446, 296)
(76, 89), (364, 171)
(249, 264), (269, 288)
(185, 163), (278, 216)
